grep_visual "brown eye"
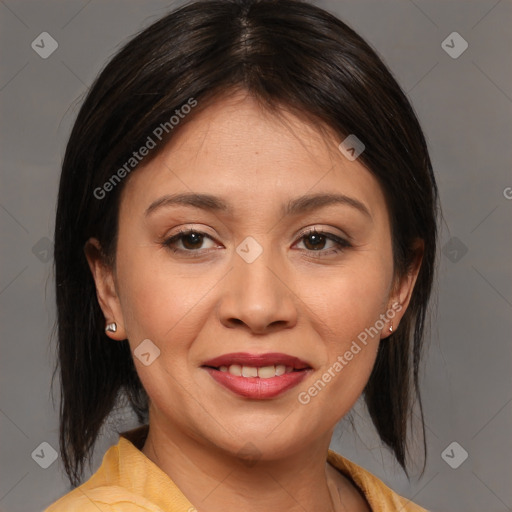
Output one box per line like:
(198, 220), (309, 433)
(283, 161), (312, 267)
(295, 228), (351, 257)
(302, 232), (328, 251)
(163, 229), (216, 255)
(180, 231), (204, 250)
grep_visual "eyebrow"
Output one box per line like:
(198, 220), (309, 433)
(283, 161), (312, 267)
(145, 192), (371, 219)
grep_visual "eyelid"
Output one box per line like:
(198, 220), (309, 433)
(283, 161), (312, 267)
(296, 225), (352, 243)
(163, 225), (217, 243)
(164, 224), (352, 240)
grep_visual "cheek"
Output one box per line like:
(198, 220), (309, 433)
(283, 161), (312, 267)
(115, 245), (203, 349)
(295, 263), (390, 418)
(308, 263), (391, 345)
(114, 249), (207, 410)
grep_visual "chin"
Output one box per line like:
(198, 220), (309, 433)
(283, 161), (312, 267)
(203, 417), (319, 462)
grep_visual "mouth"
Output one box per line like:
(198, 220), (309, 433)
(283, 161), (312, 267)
(201, 352), (312, 399)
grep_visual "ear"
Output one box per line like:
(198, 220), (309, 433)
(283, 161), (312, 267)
(84, 237), (127, 340)
(382, 239), (424, 339)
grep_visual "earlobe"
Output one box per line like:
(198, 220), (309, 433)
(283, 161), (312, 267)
(84, 238), (127, 340)
(384, 240), (424, 338)
(381, 314), (396, 340)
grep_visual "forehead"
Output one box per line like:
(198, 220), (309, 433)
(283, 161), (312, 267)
(119, 92), (387, 221)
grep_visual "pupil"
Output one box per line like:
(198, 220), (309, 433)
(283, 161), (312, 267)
(183, 232), (202, 249)
(305, 233), (325, 250)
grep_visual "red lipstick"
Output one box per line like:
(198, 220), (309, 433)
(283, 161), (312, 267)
(202, 352), (311, 369)
(201, 352), (312, 399)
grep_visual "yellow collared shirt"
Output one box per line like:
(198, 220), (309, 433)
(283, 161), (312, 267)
(44, 425), (428, 511)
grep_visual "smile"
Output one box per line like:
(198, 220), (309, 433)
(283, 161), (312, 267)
(201, 352), (312, 399)
(218, 364), (293, 378)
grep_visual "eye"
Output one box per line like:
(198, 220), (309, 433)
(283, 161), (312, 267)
(162, 227), (351, 258)
(163, 229), (217, 255)
(294, 228), (351, 257)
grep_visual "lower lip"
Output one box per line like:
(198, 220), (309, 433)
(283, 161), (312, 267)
(203, 367), (310, 399)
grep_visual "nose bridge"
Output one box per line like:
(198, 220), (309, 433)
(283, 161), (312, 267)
(218, 237), (297, 332)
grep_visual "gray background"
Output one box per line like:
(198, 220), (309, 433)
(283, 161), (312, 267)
(0, 0), (511, 511)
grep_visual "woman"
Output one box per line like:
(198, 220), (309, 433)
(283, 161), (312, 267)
(46, 0), (438, 510)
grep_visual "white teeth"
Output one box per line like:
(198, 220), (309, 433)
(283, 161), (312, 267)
(228, 364), (242, 376)
(222, 364), (294, 377)
(276, 365), (286, 376)
(242, 366), (258, 377)
(258, 366), (276, 379)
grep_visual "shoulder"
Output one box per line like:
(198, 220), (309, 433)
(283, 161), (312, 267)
(43, 485), (167, 512)
(43, 427), (179, 512)
(43, 487), (116, 512)
(327, 450), (429, 512)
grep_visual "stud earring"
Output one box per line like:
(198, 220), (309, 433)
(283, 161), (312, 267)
(389, 323), (393, 333)
(105, 322), (117, 333)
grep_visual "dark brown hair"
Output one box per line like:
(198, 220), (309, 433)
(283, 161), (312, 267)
(53, 0), (438, 487)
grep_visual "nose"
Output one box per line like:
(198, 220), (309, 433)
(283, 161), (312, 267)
(217, 244), (298, 334)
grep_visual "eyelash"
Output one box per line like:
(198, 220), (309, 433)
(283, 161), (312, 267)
(162, 228), (351, 259)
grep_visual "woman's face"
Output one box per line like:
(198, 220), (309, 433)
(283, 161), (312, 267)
(88, 91), (416, 460)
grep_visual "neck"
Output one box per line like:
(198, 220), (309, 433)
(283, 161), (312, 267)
(140, 418), (343, 512)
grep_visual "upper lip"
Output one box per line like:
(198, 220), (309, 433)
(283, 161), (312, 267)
(202, 352), (312, 370)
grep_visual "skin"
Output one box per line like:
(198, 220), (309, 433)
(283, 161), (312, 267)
(86, 91), (422, 512)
